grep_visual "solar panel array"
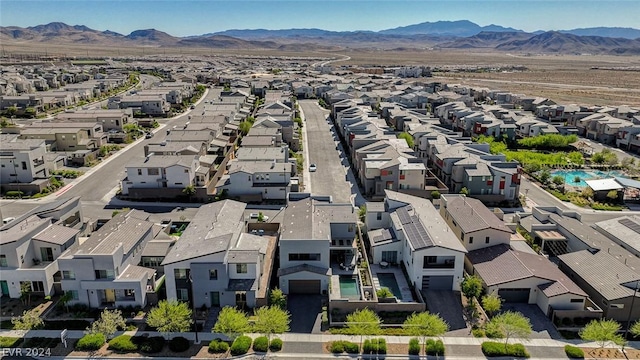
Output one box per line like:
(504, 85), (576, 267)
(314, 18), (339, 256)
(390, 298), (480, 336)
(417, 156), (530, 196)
(396, 206), (434, 250)
(619, 218), (640, 234)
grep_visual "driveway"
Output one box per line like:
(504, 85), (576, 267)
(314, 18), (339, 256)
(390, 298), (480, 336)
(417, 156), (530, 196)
(501, 303), (562, 339)
(287, 294), (324, 334)
(423, 290), (468, 333)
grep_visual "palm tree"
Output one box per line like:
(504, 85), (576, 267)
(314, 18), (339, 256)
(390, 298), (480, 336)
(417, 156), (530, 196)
(182, 184), (196, 202)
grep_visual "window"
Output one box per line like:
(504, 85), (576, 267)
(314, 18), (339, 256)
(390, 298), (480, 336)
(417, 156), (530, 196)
(570, 298), (584, 303)
(95, 270), (115, 280)
(31, 281), (44, 292)
(174, 269), (188, 279)
(21, 161), (27, 170)
(288, 253), (321, 261)
(124, 289), (135, 299)
(485, 236), (490, 244)
(425, 256), (437, 264)
(236, 264), (248, 274)
(137, 169), (142, 176)
(184, 169), (189, 173)
(67, 290), (79, 300)
(147, 168), (159, 175)
(0, 255), (7, 267)
(62, 270), (76, 280)
(209, 269), (218, 280)
(177, 288), (189, 301)
(142, 257), (163, 267)
(610, 303), (625, 309)
(348, 224), (354, 232)
(469, 236), (473, 244)
(382, 251), (397, 263)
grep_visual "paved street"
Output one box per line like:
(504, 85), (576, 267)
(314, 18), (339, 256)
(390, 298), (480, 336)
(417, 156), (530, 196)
(299, 100), (354, 204)
(0, 86), (220, 220)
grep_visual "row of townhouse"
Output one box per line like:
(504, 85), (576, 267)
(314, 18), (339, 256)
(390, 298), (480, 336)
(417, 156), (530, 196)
(1, 73), (127, 115)
(120, 88), (244, 201)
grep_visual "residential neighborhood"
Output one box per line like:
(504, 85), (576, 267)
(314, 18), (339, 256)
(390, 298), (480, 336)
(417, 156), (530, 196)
(2, 46), (640, 359)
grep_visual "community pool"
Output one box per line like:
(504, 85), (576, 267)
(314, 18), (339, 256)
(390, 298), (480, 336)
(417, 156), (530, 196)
(377, 273), (402, 300)
(550, 170), (626, 187)
(339, 276), (360, 299)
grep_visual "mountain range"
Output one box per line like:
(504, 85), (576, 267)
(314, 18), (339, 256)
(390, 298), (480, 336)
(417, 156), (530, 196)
(2, 20), (640, 55)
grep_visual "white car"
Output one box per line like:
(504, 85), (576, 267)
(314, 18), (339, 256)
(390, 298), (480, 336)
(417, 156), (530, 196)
(309, 164), (317, 172)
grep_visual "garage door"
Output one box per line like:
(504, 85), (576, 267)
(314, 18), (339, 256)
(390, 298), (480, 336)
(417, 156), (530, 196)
(289, 280), (321, 294)
(498, 288), (530, 303)
(422, 276), (453, 290)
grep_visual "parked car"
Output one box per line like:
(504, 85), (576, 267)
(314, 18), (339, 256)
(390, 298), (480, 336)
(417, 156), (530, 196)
(309, 164), (317, 172)
(145, 132), (153, 139)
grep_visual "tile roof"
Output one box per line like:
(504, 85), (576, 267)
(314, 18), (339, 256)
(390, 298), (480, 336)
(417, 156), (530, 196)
(442, 195), (512, 234)
(32, 224), (79, 245)
(469, 244), (586, 297)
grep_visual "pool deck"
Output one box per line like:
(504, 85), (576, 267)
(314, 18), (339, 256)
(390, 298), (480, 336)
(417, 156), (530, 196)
(370, 264), (414, 303)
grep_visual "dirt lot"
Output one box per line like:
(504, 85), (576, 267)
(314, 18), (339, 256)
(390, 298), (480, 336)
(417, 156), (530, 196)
(4, 42), (640, 106)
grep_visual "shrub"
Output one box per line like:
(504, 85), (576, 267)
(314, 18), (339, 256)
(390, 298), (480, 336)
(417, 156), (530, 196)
(269, 338), (283, 352)
(76, 333), (105, 351)
(329, 340), (359, 354)
(168, 336), (190, 352)
(208, 339), (229, 354)
(253, 336), (269, 352)
(230, 335), (252, 356)
(344, 341), (360, 354)
(132, 336), (164, 353)
(426, 339), (445, 356)
(108, 335), (138, 352)
(408, 337), (420, 355)
(363, 338), (386, 354)
(0, 337), (22, 348)
(565, 345), (584, 359)
(5, 191), (24, 198)
(481, 341), (529, 358)
(472, 327), (486, 337)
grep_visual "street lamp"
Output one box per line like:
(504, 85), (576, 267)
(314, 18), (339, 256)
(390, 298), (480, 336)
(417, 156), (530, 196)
(188, 274), (199, 344)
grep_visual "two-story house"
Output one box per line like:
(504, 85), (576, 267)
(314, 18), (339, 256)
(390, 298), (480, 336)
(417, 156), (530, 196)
(0, 138), (47, 185)
(121, 155), (198, 198)
(58, 210), (158, 308)
(216, 160), (292, 201)
(278, 196), (357, 295)
(365, 191), (467, 292)
(162, 200), (275, 309)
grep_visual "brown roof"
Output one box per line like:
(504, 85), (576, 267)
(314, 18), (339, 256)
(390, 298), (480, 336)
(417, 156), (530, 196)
(469, 244), (586, 297)
(443, 196), (512, 234)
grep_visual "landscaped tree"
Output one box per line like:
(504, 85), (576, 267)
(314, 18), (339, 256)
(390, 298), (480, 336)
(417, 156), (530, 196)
(402, 312), (449, 355)
(19, 282), (32, 306)
(358, 205), (367, 223)
(486, 311), (532, 350)
(182, 184), (196, 201)
(580, 319), (624, 348)
(257, 211), (265, 222)
(253, 306), (291, 340)
(59, 291), (73, 313)
(397, 132), (415, 148)
(481, 293), (502, 318)
(459, 187), (470, 195)
(269, 288), (287, 310)
(213, 306), (250, 341)
(461, 275), (483, 301)
(11, 309), (44, 330)
(147, 300), (193, 338)
(239, 121), (252, 135)
(345, 308), (381, 347)
(88, 309), (126, 338)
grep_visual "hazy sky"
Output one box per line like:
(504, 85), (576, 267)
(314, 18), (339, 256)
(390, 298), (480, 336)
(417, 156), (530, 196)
(1, 0), (639, 37)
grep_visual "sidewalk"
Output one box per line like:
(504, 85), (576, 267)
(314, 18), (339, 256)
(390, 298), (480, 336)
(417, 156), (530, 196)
(2, 329), (636, 349)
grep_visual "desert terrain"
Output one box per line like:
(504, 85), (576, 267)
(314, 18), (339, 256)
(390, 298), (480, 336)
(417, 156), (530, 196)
(4, 41), (640, 106)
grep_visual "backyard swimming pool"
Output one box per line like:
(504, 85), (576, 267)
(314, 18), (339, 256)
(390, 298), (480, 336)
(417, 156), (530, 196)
(339, 276), (360, 300)
(377, 273), (402, 300)
(550, 169), (626, 187)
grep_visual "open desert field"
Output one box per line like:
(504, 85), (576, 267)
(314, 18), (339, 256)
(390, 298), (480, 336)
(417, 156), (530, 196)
(4, 42), (640, 106)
